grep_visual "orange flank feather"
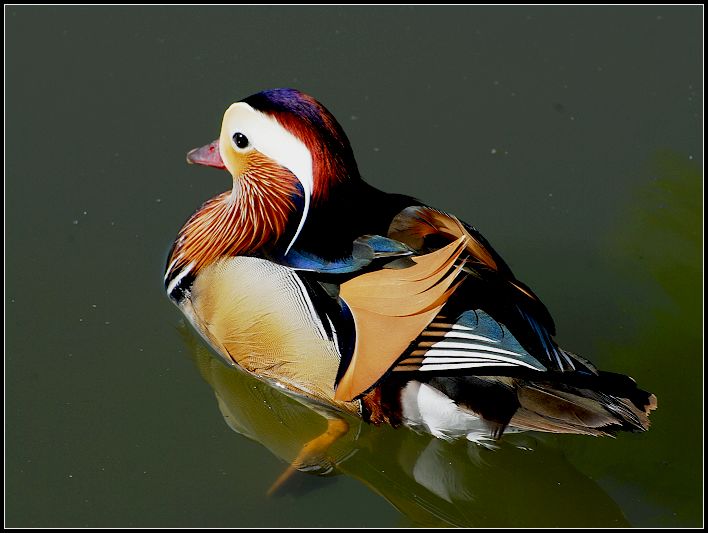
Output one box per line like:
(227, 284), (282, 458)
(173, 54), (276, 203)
(168, 152), (301, 277)
(335, 237), (468, 401)
(389, 206), (498, 271)
(389, 206), (546, 305)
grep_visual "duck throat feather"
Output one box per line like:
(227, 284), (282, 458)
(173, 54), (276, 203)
(167, 156), (301, 280)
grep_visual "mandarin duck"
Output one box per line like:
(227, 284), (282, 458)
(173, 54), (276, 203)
(165, 88), (656, 470)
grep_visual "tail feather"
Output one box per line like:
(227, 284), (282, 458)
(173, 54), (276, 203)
(420, 369), (657, 439)
(516, 386), (621, 431)
(511, 374), (657, 435)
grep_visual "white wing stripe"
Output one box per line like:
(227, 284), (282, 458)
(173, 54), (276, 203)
(415, 342), (527, 357)
(420, 331), (500, 343)
(422, 356), (514, 364)
(419, 350), (541, 369)
(428, 322), (474, 331)
(418, 362), (516, 372)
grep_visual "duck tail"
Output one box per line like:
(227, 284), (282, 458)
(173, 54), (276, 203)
(511, 370), (657, 436)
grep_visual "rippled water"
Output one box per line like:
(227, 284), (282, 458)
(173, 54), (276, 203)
(6, 6), (702, 527)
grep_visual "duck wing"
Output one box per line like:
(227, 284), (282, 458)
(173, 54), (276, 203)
(387, 206), (584, 373)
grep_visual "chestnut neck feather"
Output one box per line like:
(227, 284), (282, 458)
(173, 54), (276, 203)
(243, 89), (359, 202)
(170, 161), (300, 276)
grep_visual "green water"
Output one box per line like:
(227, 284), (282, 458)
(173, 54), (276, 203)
(6, 6), (702, 527)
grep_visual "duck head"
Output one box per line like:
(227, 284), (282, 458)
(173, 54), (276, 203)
(187, 88), (360, 253)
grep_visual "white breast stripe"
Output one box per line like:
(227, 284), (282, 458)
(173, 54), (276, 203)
(326, 314), (340, 356)
(290, 274), (328, 341)
(164, 258), (178, 281)
(166, 262), (194, 296)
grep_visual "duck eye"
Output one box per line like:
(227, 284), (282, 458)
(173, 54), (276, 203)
(232, 132), (249, 149)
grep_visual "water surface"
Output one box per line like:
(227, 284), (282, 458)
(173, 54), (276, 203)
(6, 6), (702, 527)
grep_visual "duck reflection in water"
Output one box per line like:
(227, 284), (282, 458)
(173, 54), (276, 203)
(183, 325), (629, 528)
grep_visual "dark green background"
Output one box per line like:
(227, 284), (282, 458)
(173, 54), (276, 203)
(6, 6), (702, 527)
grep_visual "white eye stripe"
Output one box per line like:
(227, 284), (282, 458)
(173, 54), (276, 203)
(166, 262), (194, 297)
(220, 102), (313, 254)
(221, 102), (312, 195)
